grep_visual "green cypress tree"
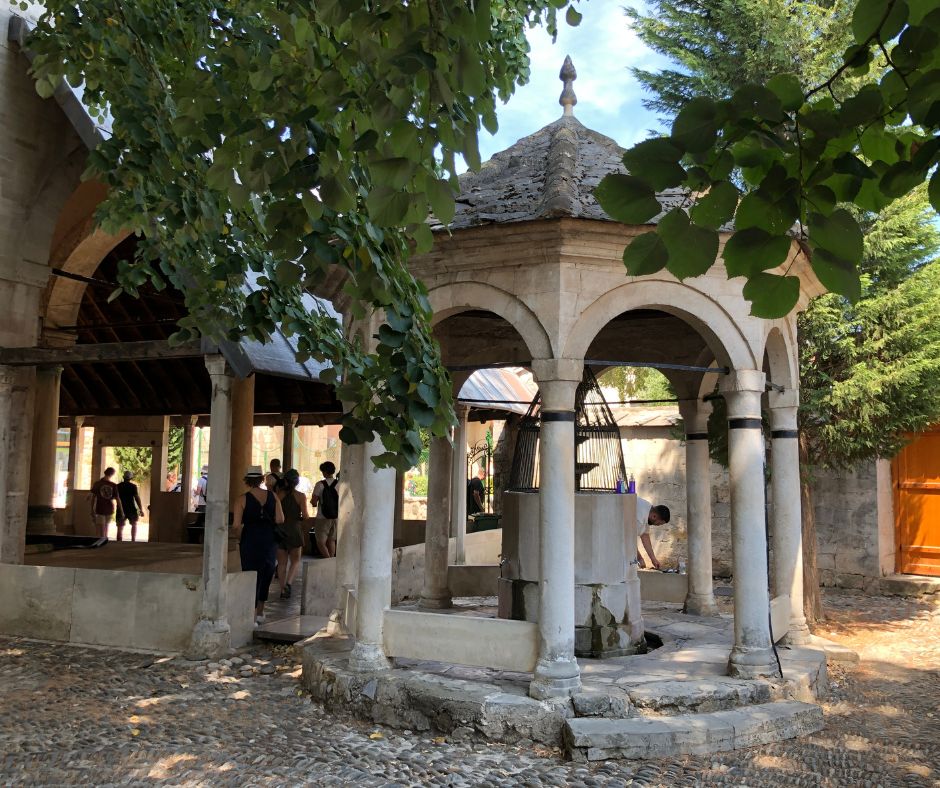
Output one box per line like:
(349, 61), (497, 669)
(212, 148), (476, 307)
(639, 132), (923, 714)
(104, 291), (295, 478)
(628, 0), (940, 622)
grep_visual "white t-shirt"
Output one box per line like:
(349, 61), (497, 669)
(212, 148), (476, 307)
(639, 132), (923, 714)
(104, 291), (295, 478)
(313, 477), (338, 520)
(636, 497), (652, 537)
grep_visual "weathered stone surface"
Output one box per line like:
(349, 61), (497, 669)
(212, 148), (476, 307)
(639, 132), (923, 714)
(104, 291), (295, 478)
(565, 701), (823, 761)
(627, 679), (773, 714)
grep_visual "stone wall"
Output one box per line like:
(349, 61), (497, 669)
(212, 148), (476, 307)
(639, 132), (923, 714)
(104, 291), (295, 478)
(0, 564), (255, 650)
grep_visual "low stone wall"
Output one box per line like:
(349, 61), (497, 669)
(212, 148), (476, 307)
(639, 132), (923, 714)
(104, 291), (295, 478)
(0, 564), (255, 651)
(302, 529), (502, 617)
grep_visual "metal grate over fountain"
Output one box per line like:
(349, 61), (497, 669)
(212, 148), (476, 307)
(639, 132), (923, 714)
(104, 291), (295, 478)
(508, 367), (626, 492)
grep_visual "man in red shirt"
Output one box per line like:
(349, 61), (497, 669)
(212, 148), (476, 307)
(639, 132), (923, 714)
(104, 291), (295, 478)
(88, 467), (124, 539)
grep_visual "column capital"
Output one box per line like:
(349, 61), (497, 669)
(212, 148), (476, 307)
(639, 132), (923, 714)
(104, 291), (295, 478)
(721, 369), (765, 421)
(204, 354), (231, 377)
(531, 357), (583, 385)
(769, 404), (798, 433)
(719, 368), (765, 395)
(768, 387), (799, 411)
(0, 365), (17, 388)
(678, 399), (712, 434)
(454, 402), (470, 421)
(74, 415), (85, 429)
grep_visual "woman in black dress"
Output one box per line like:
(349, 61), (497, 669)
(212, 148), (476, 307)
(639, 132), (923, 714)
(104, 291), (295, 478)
(232, 465), (285, 625)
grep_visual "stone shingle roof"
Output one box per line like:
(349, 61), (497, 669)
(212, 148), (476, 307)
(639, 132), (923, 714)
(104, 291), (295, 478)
(433, 114), (686, 231)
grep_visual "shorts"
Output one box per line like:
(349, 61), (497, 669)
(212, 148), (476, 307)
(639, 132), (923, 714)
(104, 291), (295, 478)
(314, 518), (337, 542)
(116, 514), (139, 525)
(93, 514), (111, 530)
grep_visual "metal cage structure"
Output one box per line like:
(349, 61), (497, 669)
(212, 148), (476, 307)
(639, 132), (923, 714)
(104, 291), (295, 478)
(508, 368), (627, 492)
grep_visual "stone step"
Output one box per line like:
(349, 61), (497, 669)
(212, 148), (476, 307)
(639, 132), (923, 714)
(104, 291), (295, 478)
(564, 700), (824, 761)
(626, 677), (776, 716)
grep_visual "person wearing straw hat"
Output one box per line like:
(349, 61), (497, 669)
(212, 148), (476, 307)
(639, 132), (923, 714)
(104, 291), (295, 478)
(232, 465), (285, 625)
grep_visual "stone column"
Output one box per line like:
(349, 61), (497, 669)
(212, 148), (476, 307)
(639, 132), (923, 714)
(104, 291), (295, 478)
(348, 438), (396, 672)
(0, 366), (35, 563)
(66, 416), (85, 507)
(529, 358), (582, 700)
(281, 413), (297, 471)
(450, 404), (469, 565)
(328, 437), (365, 635)
(679, 400), (718, 616)
(27, 365), (62, 533)
(189, 355), (234, 658)
(420, 434), (453, 609)
(0, 366), (19, 562)
(722, 369), (779, 679)
(228, 374), (255, 509)
(769, 390), (810, 645)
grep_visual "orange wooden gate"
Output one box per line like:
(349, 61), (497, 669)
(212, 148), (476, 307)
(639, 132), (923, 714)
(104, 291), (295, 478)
(893, 430), (940, 577)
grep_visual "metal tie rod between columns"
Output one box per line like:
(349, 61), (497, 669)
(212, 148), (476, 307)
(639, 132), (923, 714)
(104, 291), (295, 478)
(446, 360), (731, 374)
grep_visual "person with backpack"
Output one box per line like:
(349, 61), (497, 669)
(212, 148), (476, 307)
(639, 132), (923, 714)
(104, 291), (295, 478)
(311, 461), (339, 558)
(274, 469), (309, 599)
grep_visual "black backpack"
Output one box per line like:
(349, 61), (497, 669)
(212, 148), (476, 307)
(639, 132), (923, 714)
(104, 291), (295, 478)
(319, 479), (339, 519)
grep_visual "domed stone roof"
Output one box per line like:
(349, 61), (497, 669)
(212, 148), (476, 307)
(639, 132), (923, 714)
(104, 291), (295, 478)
(433, 57), (684, 231)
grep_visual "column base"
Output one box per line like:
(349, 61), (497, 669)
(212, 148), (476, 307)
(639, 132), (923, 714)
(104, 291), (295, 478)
(529, 658), (581, 699)
(26, 505), (56, 534)
(188, 617), (231, 659)
(348, 641), (390, 672)
(418, 593), (453, 610)
(782, 618), (812, 646)
(728, 645), (781, 679)
(683, 592), (719, 617)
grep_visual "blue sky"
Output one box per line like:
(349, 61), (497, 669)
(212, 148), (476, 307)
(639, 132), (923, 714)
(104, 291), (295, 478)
(478, 1), (674, 163)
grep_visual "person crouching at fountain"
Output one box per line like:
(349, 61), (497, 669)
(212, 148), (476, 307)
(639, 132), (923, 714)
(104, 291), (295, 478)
(635, 498), (670, 570)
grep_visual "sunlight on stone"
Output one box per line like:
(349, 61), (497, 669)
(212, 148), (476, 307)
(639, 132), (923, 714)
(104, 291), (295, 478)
(146, 754), (197, 780)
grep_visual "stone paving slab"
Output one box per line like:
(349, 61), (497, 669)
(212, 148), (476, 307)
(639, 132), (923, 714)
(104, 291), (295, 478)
(565, 701), (825, 761)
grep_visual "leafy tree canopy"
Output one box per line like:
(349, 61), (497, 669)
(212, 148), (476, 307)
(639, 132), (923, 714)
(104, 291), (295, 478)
(600, 0), (940, 318)
(26, 0), (575, 470)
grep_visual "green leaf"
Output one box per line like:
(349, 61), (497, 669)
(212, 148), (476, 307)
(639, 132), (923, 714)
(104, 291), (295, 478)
(659, 210), (719, 280)
(426, 178), (455, 224)
(735, 188), (798, 235)
(690, 180), (738, 229)
(353, 130), (379, 151)
(766, 73), (804, 112)
(621, 138), (686, 191)
(366, 187), (410, 226)
(811, 248), (862, 302)
(474, 0), (492, 38)
(623, 231), (668, 276)
(853, 0), (908, 42)
(371, 157), (414, 190)
(743, 273), (801, 318)
(412, 222), (434, 254)
(320, 176), (356, 213)
(808, 209), (863, 264)
(248, 68), (274, 91)
(723, 229), (792, 278)
(671, 97), (720, 154)
(928, 169), (940, 214)
(301, 192), (323, 221)
(595, 174), (662, 224)
(566, 6), (583, 26)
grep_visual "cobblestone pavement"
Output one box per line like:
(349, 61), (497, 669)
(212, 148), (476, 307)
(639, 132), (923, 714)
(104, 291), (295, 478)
(1, 587), (938, 786)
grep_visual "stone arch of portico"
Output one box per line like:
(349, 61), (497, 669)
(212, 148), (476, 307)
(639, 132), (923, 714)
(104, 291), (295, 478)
(427, 282), (553, 361)
(43, 228), (131, 330)
(562, 279), (755, 371)
(762, 325), (798, 393)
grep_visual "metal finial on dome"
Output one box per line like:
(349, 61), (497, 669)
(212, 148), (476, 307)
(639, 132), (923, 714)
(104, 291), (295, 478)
(559, 55), (577, 116)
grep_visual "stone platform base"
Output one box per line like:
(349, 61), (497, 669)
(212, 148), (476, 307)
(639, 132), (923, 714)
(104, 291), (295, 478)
(299, 602), (829, 760)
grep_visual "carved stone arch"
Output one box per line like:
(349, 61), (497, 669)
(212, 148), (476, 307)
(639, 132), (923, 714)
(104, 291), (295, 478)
(762, 324), (798, 392)
(427, 281), (553, 361)
(43, 228), (131, 330)
(563, 279), (756, 372)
